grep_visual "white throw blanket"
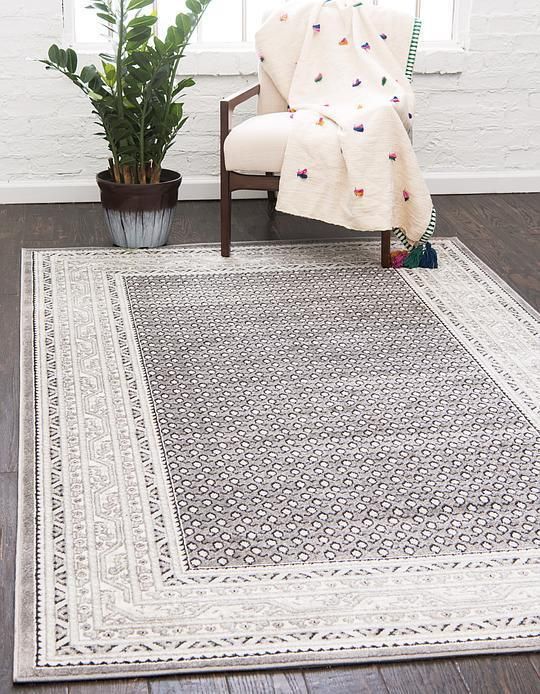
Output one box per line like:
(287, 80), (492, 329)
(256, 0), (436, 249)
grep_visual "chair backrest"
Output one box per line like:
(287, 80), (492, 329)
(256, 8), (288, 115)
(257, 64), (288, 115)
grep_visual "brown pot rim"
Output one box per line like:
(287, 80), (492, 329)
(96, 168), (182, 212)
(96, 168), (182, 191)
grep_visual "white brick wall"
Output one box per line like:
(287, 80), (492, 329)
(0, 0), (539, 198)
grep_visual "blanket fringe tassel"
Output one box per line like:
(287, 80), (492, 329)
(391, 242), (438, 269)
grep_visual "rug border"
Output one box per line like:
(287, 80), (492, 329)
(14, 239), (540, 683)
(14, 248), (39, 684)
(14, 641), (540, 684)
(447, 237), (539, 320)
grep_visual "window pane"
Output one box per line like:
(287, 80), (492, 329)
(158, 0), (188, 38)
(377, 0), (417, 17)
(199, 0), (243, 42)
(246, 0), (282, 41)
(421, 0), (454, 41)
(73, 0), (456, 45)
(74, 0), (108, 43)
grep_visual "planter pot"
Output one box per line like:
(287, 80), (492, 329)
(96, 169), (182, 248)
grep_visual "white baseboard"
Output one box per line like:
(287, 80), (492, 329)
(425, 170), (540, 195)
(0, 171), (539, 205)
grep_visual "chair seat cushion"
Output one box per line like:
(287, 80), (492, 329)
(224, 112), (292, 174)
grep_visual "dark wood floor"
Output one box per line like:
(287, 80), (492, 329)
(0, 194), (539, 694)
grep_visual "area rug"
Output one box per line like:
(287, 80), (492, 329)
(15, 239), (540, 682)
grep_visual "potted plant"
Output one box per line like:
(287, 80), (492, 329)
(42, 0), (212, 248)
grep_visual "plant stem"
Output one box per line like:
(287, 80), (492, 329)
(115, 0), (126, 171)
(139, 94), (148, 183)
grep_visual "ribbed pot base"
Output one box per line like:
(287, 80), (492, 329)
(104, 207), (175, 248)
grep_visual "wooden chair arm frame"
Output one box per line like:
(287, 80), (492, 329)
(220, 83), (280, 195)
(220, 83), (261, 142)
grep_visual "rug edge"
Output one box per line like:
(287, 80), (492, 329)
(13, 249), (39, 683)
(13, 639), (540, 683)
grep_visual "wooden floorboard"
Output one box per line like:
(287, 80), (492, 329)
(69, 680), (149, 694)
(1, 195), (539, 693)
(225, 670), (309, 694)
(377, 659), (469, 694)
(454, 654), (540, 694)
(303, 665), (389, 693)
(0, 295), (19, 473)
(149, 673), (229, 694)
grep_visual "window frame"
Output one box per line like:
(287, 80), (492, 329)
(63, 0), (470, 74)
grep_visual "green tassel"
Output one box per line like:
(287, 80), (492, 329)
(403, 245), (424, 268)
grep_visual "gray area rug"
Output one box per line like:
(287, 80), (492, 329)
(15, 239), (540, 682)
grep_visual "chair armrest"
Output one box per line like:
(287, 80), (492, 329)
(222, 83), (260, 110)
(220, 83), (260, 145)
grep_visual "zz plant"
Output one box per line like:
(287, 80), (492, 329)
(42, 0), (212, 184)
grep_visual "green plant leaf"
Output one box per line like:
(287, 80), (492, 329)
(66, 48), (78, 73)
(154, 36), (166, 55)
(96, 11), (116, 24)
(126, 25), (153, 45)
(186, 0), (202, 14)
(165, 25), (180, 47)
(127, 0), (154, 10)
(48, 44), (60, 64)
(80, 64), (98, 82)
(176, 13), (192, 37)
(128, 14), (158, 28)
(102, 61), (116, 85)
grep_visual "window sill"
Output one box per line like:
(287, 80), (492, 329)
(414, 43), (467, 74)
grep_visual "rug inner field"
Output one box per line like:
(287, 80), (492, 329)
(125, 267), (538, 569)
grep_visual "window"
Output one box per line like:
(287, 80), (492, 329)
(71, 0), (457, 47)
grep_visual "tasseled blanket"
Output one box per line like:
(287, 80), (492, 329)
(256, 0), (437, 255)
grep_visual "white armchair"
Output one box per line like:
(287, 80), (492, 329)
(220, 70), (393, 267)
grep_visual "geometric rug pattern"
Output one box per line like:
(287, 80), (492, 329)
(15, 239), (540, 681)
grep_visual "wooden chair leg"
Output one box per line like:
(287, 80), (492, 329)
(221, 172), (231, 258)
(381, 230), (392, 268)
(266, 172), (277, 214)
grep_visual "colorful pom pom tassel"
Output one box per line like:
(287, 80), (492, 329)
(393, 244), (438, 270)
(420, 242), (438, 269)
(391, 250), (408, 268)
(403, 245), (424, 269)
